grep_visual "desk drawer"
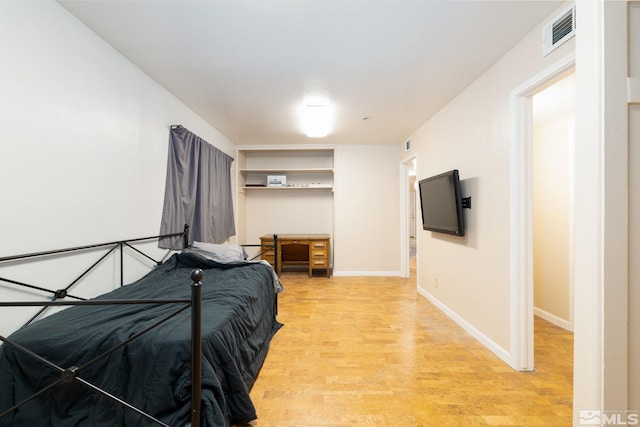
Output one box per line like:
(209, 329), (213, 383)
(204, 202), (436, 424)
(311, 241), (328, 250)
(310, 258), (329, 268)
(286, 240), (309, 245)
(311, 249), (327, 259)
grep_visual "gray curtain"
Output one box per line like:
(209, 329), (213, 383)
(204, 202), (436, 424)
(159, 126), (235, 248)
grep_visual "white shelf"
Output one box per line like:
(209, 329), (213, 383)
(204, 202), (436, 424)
(242, 185), (333, 191)
(239, 168), (333, 175)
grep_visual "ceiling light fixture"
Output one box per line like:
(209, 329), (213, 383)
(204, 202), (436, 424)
(299, 96), (334, 138)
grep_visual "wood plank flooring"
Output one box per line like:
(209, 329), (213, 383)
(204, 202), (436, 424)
(241, 271), (573, 426)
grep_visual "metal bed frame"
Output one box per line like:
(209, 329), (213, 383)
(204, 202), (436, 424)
(0, 225), (279, 427)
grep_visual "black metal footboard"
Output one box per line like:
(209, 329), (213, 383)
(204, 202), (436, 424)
(0, 269), (204, 426)
(0, 225), (203, 426)
(0, 224), (190, 329)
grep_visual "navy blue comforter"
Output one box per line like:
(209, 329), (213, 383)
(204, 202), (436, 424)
(0, 252), (282, 426)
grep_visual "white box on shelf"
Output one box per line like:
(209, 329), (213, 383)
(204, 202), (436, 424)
(267, 175), (286, 187)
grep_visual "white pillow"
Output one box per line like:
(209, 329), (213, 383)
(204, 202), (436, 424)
(191, 241), (247, 262)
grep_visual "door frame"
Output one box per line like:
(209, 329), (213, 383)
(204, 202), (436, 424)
(509, 52), (575, 370)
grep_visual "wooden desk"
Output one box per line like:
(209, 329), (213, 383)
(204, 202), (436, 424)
(260, 234), (331, 277)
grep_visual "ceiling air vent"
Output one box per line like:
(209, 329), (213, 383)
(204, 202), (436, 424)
(542, 5), (576, 57)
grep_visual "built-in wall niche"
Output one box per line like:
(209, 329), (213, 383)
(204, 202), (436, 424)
(235, 146), (335, 246)
(237, 148), (334, 191)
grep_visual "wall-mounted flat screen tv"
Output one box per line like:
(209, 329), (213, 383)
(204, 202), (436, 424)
(418, 169), (465, 236)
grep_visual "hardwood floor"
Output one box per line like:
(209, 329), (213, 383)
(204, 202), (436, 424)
(242, 271), (573, 426)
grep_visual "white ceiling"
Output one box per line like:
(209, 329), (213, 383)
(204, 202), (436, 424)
(59, 1), (562, 146)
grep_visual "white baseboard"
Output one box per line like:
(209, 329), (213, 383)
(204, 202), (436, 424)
(534, 307), (573, 332)
(333, 271), (402, 277)
(416, 286), (512, 367)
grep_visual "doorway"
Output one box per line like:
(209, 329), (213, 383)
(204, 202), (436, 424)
(400, 155), (417, 280)
(509, 52), (575, 371)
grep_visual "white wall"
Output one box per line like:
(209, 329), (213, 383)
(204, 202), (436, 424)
(334, 144), (401, 275)
(533, 114), (573, 329)
(0, 1), (235, 335)
(404, 4), (575, 357)
(245, 191), (334, 241)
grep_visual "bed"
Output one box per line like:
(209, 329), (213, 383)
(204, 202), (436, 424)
(0, 227), (282, 427)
